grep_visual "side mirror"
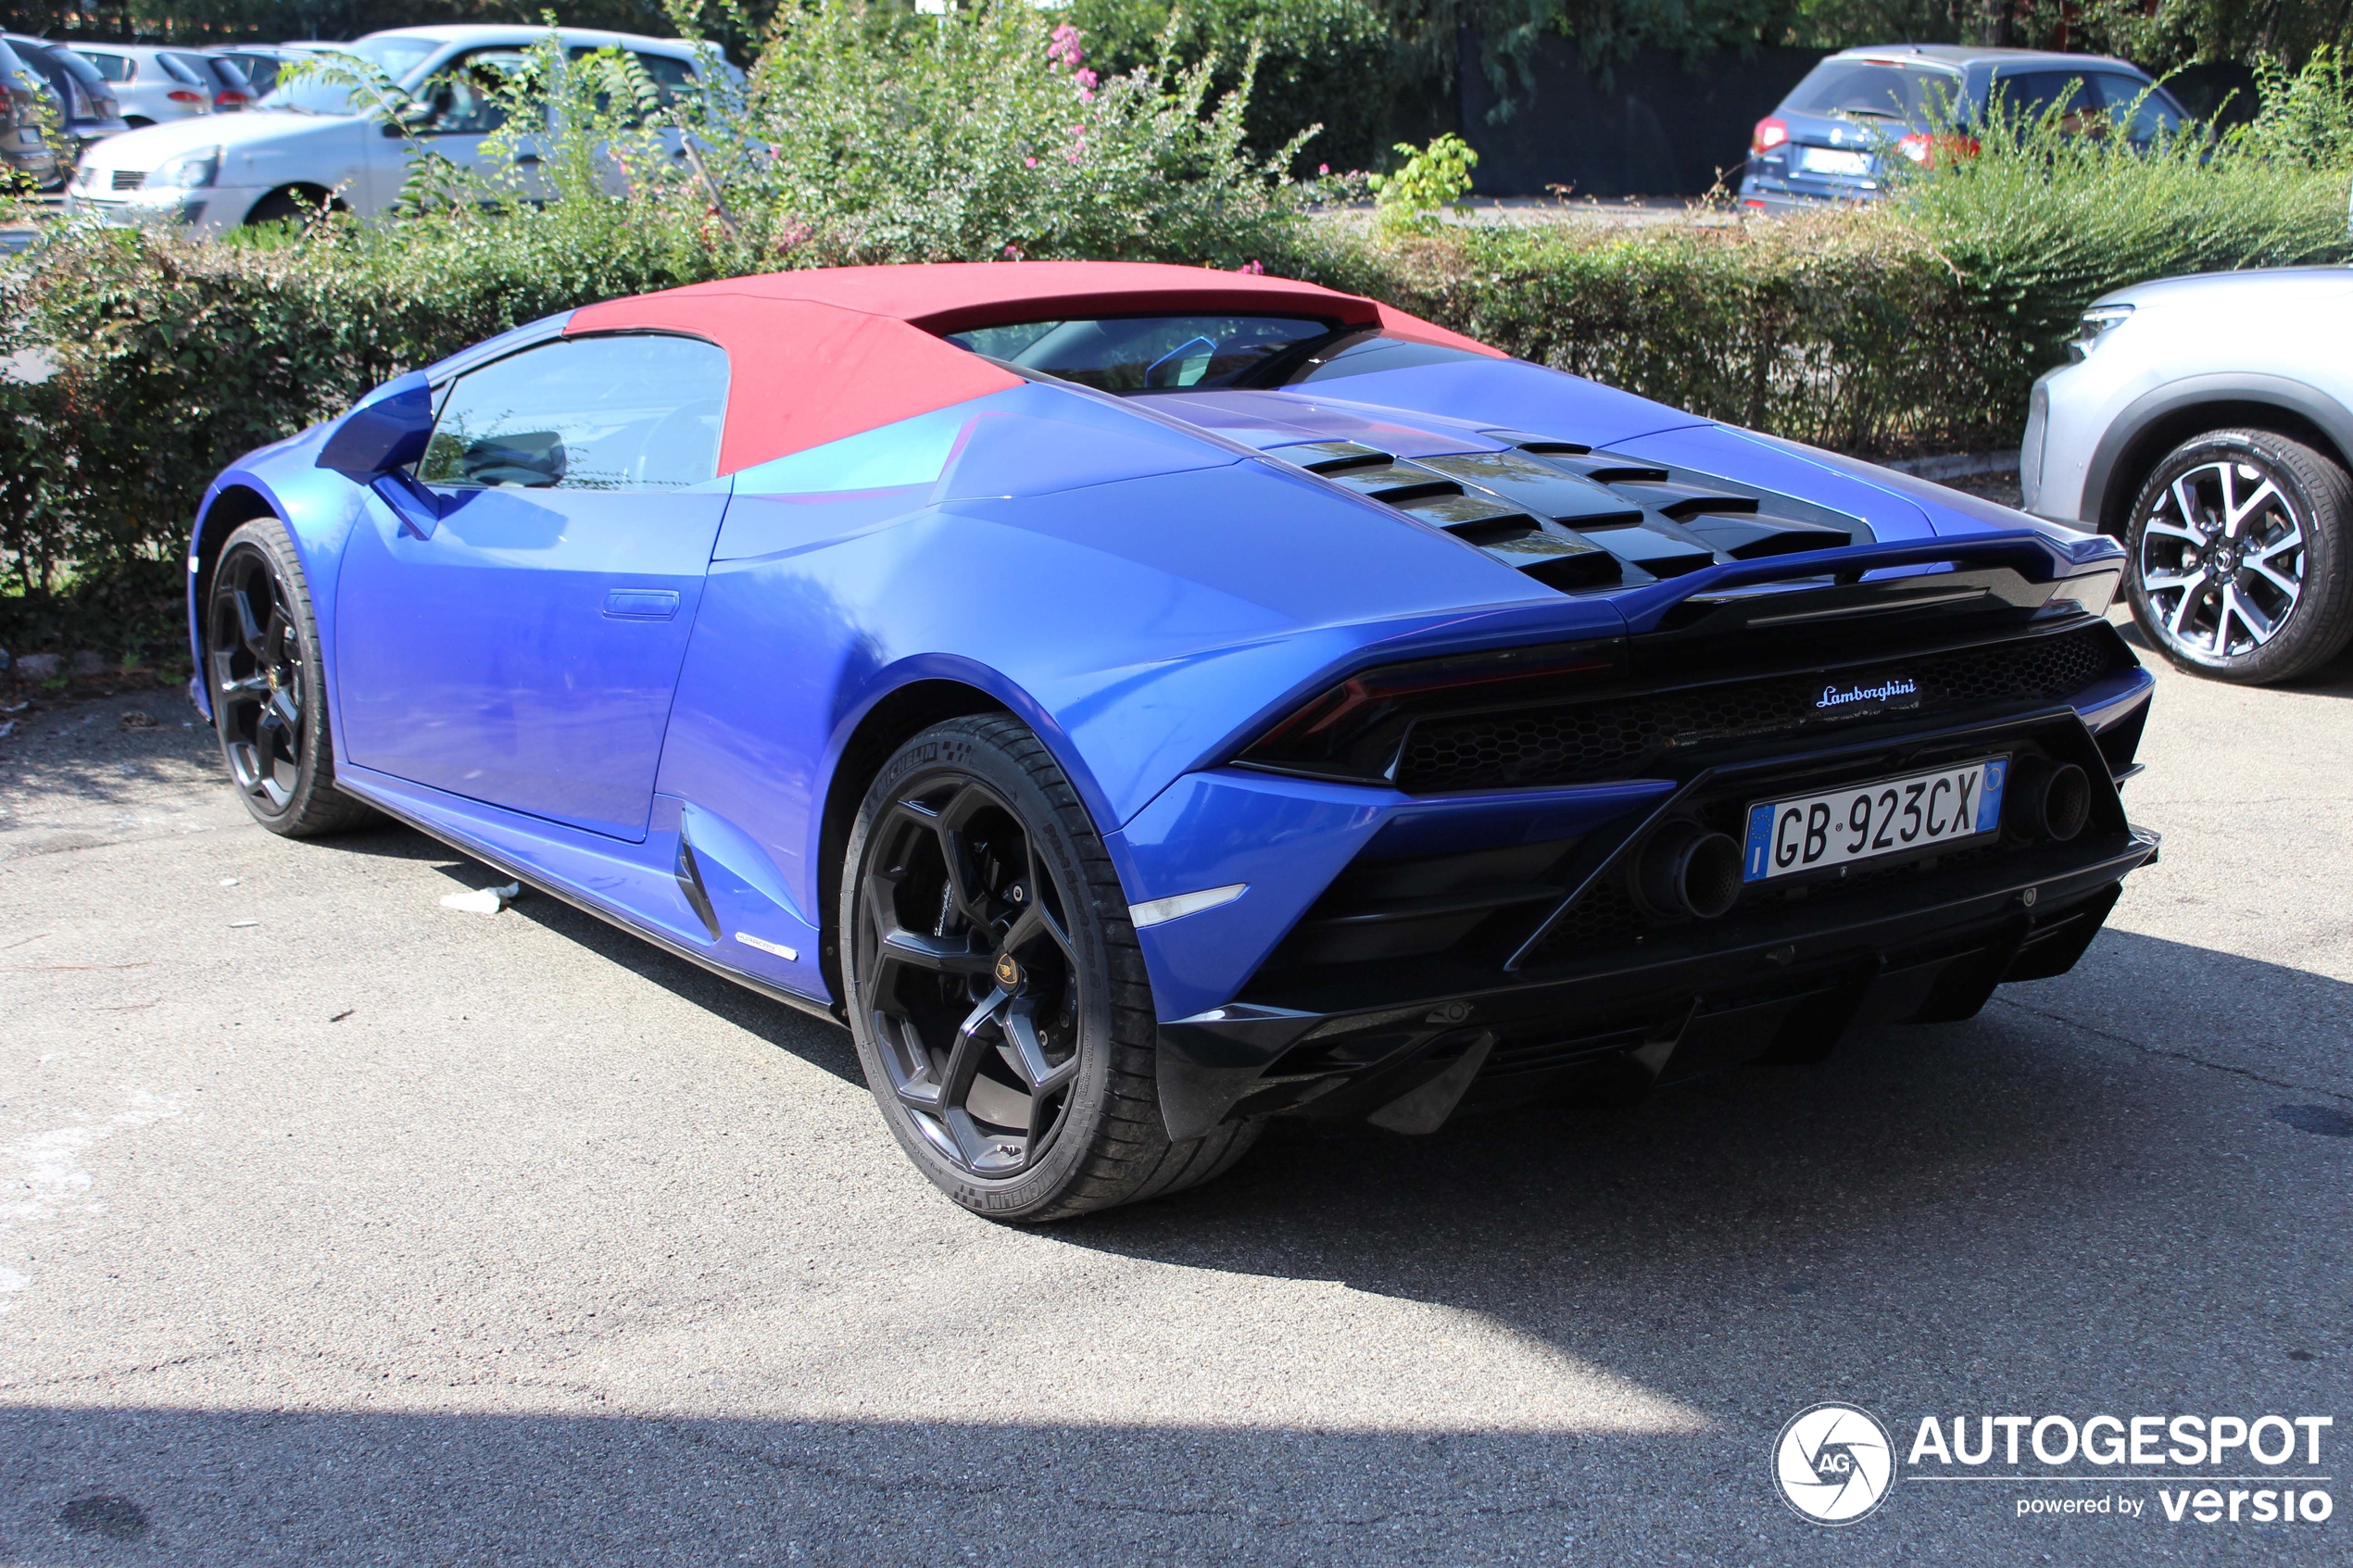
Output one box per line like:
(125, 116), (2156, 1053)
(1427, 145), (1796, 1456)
(318, 371), (442, 537)
(317, 371), (434, 482)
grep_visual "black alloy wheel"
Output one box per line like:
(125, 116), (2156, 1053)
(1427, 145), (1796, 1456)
(2125, 429), (2353, 684)
(841, 715), (1258, 1221)
(205, 519), (371, 835)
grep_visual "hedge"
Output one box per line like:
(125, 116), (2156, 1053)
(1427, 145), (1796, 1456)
(7, 8), (2353, 667)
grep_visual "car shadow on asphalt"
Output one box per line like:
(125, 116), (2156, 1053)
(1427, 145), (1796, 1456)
(0, 1404), (1728, 1564)
(1036, 928), (2348, 1370)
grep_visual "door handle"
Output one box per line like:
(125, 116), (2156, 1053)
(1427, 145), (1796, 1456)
(603, 588), (680, 621)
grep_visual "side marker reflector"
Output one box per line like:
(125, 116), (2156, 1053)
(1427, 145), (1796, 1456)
(1128, 884), (1248, 929)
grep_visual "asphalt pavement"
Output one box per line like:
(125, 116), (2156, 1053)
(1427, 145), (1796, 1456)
(1, 612), (2348, 1566)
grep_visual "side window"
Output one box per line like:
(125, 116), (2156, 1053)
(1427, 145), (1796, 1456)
(415, 48), (524, 136)
(565, 47), (696, 122)
(82, 51), (133, 83)
(631, 52), (696, 108)
(1991, 70), (2094, 125)
(418, 334), (729, 492)
(2091, 73), (2183, 141)
(157, 52), (207, 87)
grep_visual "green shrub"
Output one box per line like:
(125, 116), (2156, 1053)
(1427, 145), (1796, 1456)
(1367, 132), (1479, 235)
(1066, 0), (1394, 174)
(11, 6), (2353, 666)
(724, 1), (1326, 266)
(1890, 64), (2353, 369)
(1383, 213), (2020, 454)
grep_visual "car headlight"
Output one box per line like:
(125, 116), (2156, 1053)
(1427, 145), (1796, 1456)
(2067, 303), (2133, 362)
(150, 146), (221, 190)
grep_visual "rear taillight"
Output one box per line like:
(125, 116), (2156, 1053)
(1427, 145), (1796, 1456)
(167, 88), (205, 105)
(1894, 132), (1979, 168)
(1236, 639), (1625, 784)
(1751, 117), (1789, 155)
(216, 91), (249, 107)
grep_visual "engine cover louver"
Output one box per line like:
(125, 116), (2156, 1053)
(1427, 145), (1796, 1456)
(1272, 435), (1870, 596)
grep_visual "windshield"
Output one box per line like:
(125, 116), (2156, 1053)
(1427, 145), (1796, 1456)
(258, 35), (437, 115)
(1785, 60), (1965, 124)
(944, 315), (1339, 394)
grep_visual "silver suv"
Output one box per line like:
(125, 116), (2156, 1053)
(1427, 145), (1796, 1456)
(2024, 268), (2353, 684)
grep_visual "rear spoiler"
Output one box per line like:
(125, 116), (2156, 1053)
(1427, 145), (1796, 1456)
(1612, 529), (2123, 636)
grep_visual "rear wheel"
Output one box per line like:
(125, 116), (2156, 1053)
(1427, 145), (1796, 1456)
(205, 519), (373, 836)
(839, 715), (1257, 1221)
(2125, 429), (2353, 684)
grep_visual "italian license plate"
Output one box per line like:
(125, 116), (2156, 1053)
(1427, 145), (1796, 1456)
(1797, 145), (1871, 176)
(1743, 758), (2008, 883)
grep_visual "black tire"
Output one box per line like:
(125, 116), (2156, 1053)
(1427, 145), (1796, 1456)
(244, 186), (334, 227)
(2124, 429), (2353, 684)
(839, 715), (1258, 1221)
(204, 519), (374, 837)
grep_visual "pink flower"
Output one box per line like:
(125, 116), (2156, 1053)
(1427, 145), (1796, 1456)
(1237, 259), (1265, 275)
(1048, 24), (1084, 70)
(1317, 163), (1329, 175)
(1075, 68), (1097, 90)
(1025, 156), (1038, 168)
(1003, 244), (1022, 260)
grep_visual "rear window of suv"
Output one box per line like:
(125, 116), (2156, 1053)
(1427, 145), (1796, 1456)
(1785, 59), (1966, 124)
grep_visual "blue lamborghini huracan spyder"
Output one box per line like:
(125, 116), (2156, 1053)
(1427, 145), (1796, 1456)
(187, 261), (2157, 1219)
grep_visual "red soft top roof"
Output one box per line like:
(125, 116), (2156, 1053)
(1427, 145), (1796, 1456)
(565, 262), (1500, 475)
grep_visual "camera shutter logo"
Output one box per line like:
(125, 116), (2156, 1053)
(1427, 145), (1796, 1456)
(1774, 1403), (1895, 1524)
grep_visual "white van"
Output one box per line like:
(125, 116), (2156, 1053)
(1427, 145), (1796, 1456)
(63, 25), (725, 232)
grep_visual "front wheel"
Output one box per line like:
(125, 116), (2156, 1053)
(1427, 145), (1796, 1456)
(205, 518), (373, 836)
(2124, 429), (2353, 684)
(839, 715), (1257, 1221)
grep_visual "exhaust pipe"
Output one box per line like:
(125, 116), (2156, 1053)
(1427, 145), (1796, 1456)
(1634, 821), (1743, 921)
(2007, 758), (2091, 843)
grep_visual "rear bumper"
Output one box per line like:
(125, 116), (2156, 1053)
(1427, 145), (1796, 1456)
(1736, 172), (1881, 213)
(1151, 694), (2155, 1140)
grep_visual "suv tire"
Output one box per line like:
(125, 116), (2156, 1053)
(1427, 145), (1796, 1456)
(2124, 429), (2353, 684)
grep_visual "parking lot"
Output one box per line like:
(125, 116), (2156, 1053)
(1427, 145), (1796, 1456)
(1, 615), (2347, 1565)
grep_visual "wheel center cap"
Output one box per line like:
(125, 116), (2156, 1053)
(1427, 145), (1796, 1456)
(993, 952), (1024, 990)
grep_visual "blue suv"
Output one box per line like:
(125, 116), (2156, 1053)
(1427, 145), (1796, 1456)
(1740, 44), (2189, 211)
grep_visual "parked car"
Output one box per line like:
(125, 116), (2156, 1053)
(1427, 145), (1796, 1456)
(2024, 268), (2353, 684)
(64, 24), (723, 231)
(1740, 44), (2190, 212)
(184, 261), (2158, 1219)
(0, 38), (62, 189)
(65, 41), (218, 127)
(1, 33), (127, 162)
(207, 44), (308, 98)
(193, 51), (255, 111)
